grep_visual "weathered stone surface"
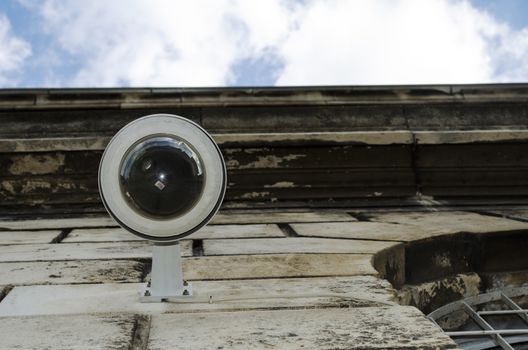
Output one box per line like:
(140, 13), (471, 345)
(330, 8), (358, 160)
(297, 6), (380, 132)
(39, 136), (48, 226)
(0, 260), (144, 285)
(291, 221), (433, 242)
(398, 273), (481, 315)
(146, 307), (456, 350)
(64, 224), (284, 243)
(0, 230), (62, 245)
(183, 223), (287, 240)
(0, 131), (412, 153)
(365, 211), (528, 236)
(482, 208), (528, 222)
(415, 129), (528, 144)
(0, 284), (9, 301)
(0, 241), (191, 262)
(203, 237), (396, 256)
(12, 130), (527, 152)
(63, 228), (134, 242)
(480, 270), (528, 292)
(1, 85), (527, 110)
(214, 130), (413, 145)
(0, 314), (135, 349)
(371, 244), (406, 289)
(0, 216), (117, 230)
(211, 211), (356, 224)
(182, 254), (377, 280)
(0, 277), (395, 316)
(0, 136), (110, 153)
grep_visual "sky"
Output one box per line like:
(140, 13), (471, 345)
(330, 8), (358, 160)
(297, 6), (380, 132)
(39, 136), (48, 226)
(0, 0), (527, 88)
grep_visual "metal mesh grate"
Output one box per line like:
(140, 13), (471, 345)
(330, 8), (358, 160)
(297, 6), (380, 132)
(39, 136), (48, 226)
(428, 287), (528, 350)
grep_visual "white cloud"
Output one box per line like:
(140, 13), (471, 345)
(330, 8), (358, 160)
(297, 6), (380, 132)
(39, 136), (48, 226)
(0, 14), (31, 86)
(276, 0), (523, 85)
(28, 0), (291, 87)
(492, 26), (528, 82)
(22, 0), (528, 86)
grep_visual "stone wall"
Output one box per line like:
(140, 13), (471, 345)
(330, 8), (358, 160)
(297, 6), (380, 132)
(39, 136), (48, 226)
(1, 85), (527, 215)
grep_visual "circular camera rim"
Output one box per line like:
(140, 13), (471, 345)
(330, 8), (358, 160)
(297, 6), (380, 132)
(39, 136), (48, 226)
(98, 114), (226, 242)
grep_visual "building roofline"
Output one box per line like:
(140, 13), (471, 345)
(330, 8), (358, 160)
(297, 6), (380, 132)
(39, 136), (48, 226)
(1, 83), (528, 110)
(1, 82), (528, 93)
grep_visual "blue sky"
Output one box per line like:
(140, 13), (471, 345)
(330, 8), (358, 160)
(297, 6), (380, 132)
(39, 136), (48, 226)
(0, 0), (527, 87)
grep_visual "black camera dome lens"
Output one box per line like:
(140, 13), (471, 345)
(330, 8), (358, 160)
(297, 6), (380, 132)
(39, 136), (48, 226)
(119, 136), (205, 219)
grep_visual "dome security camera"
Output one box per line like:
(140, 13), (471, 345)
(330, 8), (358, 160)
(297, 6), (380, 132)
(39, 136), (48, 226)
(99, 114), (226, 302)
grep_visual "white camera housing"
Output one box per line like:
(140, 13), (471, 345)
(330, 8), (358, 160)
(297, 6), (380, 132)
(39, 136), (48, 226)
(98, 114), (226, 302)
(99, 114), (226, 242)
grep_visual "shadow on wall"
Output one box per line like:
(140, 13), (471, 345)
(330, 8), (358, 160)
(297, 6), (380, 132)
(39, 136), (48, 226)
(372, 230), (528, 314)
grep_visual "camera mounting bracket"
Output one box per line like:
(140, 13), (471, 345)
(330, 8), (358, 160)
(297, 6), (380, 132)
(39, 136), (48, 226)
(140, 242), (193, 302)
(99, 114), (226, 303)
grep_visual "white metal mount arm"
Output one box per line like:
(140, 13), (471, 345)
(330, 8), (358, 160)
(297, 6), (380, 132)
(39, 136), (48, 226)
(140, 242), (193, 303)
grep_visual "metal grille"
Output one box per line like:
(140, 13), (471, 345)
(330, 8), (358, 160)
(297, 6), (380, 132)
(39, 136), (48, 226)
(428, 287), (528, 350)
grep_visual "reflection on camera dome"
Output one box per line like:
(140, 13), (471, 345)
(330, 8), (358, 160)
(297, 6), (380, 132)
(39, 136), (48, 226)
(119, 136), (205, 219)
